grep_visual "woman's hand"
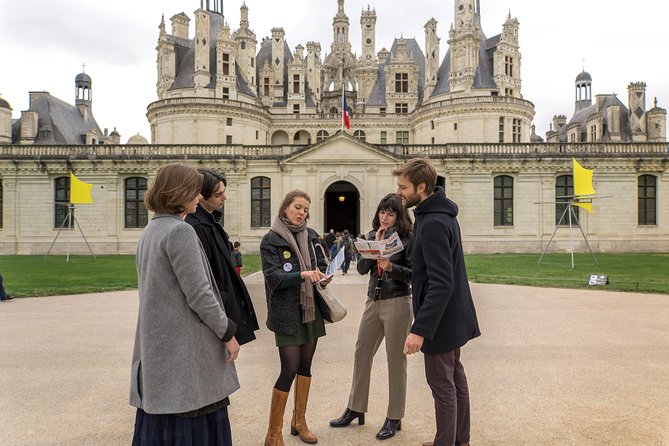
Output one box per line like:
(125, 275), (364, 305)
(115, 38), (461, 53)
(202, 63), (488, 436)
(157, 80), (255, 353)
(301, 269), (326, 283)
(375, 227), (386, 241)
(225, 336), (240, 363)
(377, 257), (393, 272)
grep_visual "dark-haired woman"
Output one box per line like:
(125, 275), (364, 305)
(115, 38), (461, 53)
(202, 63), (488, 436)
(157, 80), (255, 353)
(330, 193), (412, 441)
(260, 190), (331, 446)
(130, 163), (240, 446)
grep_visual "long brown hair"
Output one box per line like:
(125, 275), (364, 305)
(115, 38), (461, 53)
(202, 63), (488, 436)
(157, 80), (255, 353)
(277, 190), (312, 220)
(144, 163), (203, 214)
(371, 193), (412, 238)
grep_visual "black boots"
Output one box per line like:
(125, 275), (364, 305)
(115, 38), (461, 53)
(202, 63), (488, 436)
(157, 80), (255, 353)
(329, 408), (365, 427)
(375, 418), (401, 440)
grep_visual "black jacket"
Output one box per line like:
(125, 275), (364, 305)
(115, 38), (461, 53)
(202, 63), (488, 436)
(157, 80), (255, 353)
(260, 227), (328, 335)
(357, 228), (412, 299)
(411, 187), (480, 354)
(185, 205), (259, 345)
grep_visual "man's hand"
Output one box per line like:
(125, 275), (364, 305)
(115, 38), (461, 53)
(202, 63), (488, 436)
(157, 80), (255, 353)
(403, 333), (424, 355)
(225, 336), (240, 363)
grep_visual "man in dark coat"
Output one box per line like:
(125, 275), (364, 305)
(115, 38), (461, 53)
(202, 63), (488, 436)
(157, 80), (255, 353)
(325, 229), (336, 249)
(394, 158), (480, 446)
(185, 169), (259, 345)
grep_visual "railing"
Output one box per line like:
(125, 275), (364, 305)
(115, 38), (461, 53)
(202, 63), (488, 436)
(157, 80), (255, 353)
(1, 142), (667, 160)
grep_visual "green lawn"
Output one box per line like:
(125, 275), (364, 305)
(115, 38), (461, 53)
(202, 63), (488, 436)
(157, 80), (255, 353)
(1, 253), (668, 297)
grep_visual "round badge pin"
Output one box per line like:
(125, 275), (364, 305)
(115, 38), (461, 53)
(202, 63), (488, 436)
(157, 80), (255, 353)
(283, 251), (291, 259)
(283, 262), (293, 272)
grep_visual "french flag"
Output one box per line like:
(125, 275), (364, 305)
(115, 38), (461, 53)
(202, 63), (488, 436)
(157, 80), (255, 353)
(342, 92), (351, 129)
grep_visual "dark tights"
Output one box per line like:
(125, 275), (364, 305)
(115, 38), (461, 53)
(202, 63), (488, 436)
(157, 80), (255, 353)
(274, 341), (318, 392)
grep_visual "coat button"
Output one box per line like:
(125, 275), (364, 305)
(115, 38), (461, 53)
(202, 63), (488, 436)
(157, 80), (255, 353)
(240, 301), (245, 306)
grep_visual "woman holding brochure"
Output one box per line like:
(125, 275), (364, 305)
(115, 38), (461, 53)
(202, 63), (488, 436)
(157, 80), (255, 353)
(330, 193), (413, 441)
(260, 190), (331, 446)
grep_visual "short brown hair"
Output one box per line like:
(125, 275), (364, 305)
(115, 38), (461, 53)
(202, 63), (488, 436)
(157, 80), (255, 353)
(278, 190), (311, 220)
(392, 158), (437, 194)
(144, 163), (203, 214)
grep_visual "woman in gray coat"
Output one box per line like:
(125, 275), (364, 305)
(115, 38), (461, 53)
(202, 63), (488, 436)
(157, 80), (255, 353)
(129, 163), (240, 446)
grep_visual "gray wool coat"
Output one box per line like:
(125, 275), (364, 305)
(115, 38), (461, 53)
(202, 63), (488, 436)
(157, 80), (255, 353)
(129, 213), (239, 414)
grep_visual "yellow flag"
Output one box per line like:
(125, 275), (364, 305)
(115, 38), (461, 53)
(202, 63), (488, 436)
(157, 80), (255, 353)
(573, 158), (595, 197)
(70, 172), (93, 204)
(573, 201), (592, 213)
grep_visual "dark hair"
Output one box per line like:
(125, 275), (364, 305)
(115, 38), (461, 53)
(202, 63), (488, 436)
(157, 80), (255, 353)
(198, 168), (227, 199)
(277, 190), (311, 220)
(371, 193), (412, 238)
(233, 241), (241, 248)
(392, 157), (437, 194)
(144, 163), (203, 214)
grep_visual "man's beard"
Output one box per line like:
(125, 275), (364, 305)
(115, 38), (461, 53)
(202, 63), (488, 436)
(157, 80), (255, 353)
(403, 193), (421, 208)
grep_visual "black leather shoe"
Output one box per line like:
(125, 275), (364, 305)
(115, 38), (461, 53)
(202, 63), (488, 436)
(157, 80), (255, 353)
(329, 408), (365, 427)
(375, 418), (401, 440)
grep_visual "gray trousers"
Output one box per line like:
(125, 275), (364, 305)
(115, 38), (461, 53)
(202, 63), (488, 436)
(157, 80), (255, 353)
(347, 295), (413, 420)
(424, 348), (471, 446)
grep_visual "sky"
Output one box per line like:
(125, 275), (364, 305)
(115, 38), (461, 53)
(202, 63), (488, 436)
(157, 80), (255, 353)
(1, 0), (667, 143)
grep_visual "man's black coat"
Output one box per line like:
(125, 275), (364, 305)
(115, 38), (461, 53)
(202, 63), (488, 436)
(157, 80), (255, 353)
(186, 205), (259, 345)
(410, 187), (480, 354)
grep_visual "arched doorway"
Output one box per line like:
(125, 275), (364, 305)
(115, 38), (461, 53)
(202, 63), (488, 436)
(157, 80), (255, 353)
(324, 181), (359, 236)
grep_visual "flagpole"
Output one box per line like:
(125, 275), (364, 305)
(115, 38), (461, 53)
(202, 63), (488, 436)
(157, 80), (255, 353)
(341, 86), (344, 133)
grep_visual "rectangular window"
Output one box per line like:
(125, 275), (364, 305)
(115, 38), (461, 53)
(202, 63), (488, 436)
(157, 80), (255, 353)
(54, 176), (71, 228)
(226, 117), (233, 126)
(124, 177), (148, 228)
(380, 131), (387, 144)
(293, 75), (300, 94)
(638, 175), (657, 225)
(240, 41), (246, 50)
(499, 117), (505, 143)
(226, 135), (232, 145)
(555, 175), (579, 226)
(0, 177), (3, 228)
(431, 137), (435, 144)
(251, 176), (272, 227)
(222, 53), (230, 76)
(293, 104), (300, 114)
(590, 125), (597, 142)
(251, 57), (254, 68)
(395, 103), (408, 114)
(505, 88), (514, 96)
(255, 130), (259, 140)
(395, 131), (409, 144)
(454, 123), (458, 131)
(379, 107), (386, 115)
(494, 175), (514, 226)
(222, 87), (229, 99)
(263, 78), (270, 96)
(395, 73), (408, 93)
(512, 118), (521, 143)
(505, 56), (513, 77)
(431, 120), (435, 130)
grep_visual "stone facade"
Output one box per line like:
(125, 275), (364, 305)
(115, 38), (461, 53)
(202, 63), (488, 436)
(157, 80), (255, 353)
(1, 137), (668, 255)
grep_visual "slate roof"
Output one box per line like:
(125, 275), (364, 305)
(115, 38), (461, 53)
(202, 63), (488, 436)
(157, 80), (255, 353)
(256, 37), (295, 106)
(563, 94), (632, 142)
(432, 31), (499, 96)
(12, 92), (102, 145)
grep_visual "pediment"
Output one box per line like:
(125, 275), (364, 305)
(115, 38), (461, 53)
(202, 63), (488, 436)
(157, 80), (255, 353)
(283, 132), (400, 165)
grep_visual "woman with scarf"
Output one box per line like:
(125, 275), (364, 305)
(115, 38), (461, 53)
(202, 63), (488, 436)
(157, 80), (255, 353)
(260, 190), (331, 446)
(330, 193), (413, 441)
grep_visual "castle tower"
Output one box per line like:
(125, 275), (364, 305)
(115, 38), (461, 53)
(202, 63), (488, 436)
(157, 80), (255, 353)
(271, 28), (286, 102)
(306, 42), (322, 101)
(332, 0), (352, 56)
(628, 81), (647, 138)
(424, 18), (440, 98)
(360, 6), (376, 62)
(0, 95), (12, 144)
(157, 15), (177, 98)
(494, 11), (521, 97)
(75, 70), (92, 122)
(193, 9), (212, 88)
(216, 23), (237, 100)
(575, 71), (592, 112)
(645, 98), (667, 142)
(448, 0), (481, 92)
(234, 2), (258, 92)
(287, 45), (306, 113)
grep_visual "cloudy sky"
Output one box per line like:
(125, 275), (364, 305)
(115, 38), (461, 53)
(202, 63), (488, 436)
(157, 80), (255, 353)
(1, 0), (667, 142)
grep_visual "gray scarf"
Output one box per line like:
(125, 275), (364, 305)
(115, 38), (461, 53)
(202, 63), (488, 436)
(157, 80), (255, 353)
(270, 216), (315, 323)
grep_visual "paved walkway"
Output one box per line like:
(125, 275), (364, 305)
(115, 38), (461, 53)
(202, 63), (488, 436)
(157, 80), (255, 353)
(1, 269), (668, 446)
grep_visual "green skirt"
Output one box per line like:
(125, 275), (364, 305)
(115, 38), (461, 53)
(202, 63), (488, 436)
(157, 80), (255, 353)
(275, 303), (326, 347)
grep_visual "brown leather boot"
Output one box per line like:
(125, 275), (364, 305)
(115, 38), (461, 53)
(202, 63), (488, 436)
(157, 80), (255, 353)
(290, 374), (318, 444)
(265, 388), (289, 446)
